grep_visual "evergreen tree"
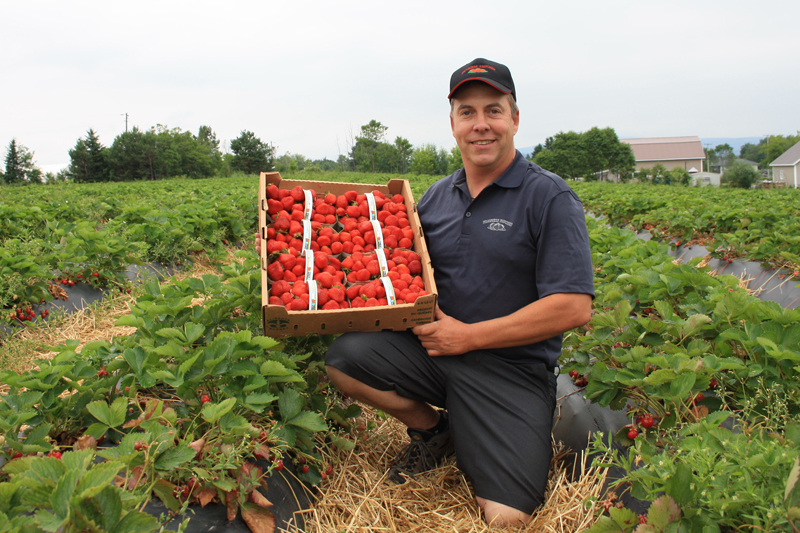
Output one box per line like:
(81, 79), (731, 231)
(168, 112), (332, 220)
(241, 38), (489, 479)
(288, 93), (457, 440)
(68, 129), (109, 183)
(4, 139), (23, 184)
(230, 131), (274, 175)
(3, 139), (42, 184)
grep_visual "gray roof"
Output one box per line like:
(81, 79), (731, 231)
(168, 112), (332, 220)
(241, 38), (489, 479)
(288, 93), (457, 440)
(771, 141), (800, 166)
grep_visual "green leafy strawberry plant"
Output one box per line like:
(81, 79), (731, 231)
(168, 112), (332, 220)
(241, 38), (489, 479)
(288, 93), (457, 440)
(0, 249), (359, 532)
(562, 217), (800, 531)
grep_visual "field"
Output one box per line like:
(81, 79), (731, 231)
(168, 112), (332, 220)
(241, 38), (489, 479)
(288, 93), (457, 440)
(1, 173), (799, 532)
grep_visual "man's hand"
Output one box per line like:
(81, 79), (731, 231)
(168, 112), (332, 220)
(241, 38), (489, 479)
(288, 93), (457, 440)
(411, 305), (474, 357)
(254, 231), (261, 255)
(412, 293), (592, 357)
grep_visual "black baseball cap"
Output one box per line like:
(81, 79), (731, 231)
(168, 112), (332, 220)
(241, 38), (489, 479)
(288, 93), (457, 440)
(448, 58), (516, 101)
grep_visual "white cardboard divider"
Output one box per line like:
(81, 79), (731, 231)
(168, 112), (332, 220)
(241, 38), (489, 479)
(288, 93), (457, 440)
(370, 219), (385, 251)
(303, 249), (315, 283)
(303, 189), (314, 221)
(380, 276), (397, 305)
(365, 192), (378, 221)
(307, 279), (318, 310)
(301, 219), (312, 256)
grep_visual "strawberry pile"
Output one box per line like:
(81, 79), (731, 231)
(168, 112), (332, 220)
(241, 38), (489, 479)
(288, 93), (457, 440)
(264, 185), (429, 310)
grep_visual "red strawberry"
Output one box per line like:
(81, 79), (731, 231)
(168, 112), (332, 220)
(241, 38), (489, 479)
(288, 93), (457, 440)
(639, 415), (655, 429)
(693, 393), (705, 405)
(267, 261), (284, 281)
(273, 216), (291, 234)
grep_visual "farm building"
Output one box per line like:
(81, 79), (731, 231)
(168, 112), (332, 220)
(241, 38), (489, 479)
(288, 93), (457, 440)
(770, 140), (800, 188)
(690, 171), (721, 187)
(620, 136), (707, 173)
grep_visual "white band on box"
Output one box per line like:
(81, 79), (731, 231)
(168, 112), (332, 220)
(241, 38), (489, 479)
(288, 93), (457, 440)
(365, 192), (378, 221)
(380, 276), (396, 306)
(307, 279), (319, 310)
(370, 219), (385, 250)
(301, 219), (312, 256)
(304, 249), (315, 282)
(303, 190), (314, 221)
(376, 250), (389, 277)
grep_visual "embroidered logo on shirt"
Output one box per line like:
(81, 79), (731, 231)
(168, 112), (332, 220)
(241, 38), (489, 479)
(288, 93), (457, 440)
(483, 218), (513, 231)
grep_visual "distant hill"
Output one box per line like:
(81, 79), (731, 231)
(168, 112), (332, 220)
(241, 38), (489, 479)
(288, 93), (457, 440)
(700, 137), (764, 155)
(520, 138), (766, 159)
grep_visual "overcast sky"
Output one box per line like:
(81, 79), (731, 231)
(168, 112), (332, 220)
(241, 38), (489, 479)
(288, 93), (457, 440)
(3, 0), (799, 173)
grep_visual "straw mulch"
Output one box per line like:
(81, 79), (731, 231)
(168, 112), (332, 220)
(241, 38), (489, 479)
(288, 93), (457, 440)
(3, 251), (609, 530)
(1, 253), (225, 380)
(286, 407), (606, 533)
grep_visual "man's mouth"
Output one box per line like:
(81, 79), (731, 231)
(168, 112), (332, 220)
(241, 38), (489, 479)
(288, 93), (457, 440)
(473, 140), (494, 145)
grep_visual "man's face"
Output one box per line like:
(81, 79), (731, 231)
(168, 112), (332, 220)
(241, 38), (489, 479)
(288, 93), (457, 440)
(450, 82), (519, 174)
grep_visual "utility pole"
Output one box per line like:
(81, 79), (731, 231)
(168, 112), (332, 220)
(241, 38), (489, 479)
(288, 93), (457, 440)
(121, 113), (129, 133)
(704, 143), (711, 173)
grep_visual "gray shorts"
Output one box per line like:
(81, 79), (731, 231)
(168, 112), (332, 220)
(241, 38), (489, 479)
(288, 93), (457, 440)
(325, 330), (558, 514)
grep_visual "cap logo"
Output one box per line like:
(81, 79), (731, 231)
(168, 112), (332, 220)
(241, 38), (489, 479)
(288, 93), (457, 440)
(463, 64), (496, 74)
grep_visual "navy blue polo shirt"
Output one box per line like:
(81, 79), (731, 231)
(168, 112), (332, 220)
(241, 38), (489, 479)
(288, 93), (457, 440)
(417, 151), (595, 366)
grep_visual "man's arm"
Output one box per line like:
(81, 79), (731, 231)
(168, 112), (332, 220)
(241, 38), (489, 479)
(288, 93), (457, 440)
(411, 292), (592, 357)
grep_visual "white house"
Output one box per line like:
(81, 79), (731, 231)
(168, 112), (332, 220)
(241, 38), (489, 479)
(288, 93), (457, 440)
(770, 141), (800, 188)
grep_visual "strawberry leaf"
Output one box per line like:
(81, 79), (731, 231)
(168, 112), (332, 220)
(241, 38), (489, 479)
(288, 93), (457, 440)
(287, 411), (327, 433)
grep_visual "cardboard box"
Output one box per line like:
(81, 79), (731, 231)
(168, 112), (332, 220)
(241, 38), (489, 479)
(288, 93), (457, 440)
(259, 172), (437, 337)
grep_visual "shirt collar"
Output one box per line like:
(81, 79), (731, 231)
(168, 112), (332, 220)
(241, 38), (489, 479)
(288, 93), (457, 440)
(451, 150), (526, 192)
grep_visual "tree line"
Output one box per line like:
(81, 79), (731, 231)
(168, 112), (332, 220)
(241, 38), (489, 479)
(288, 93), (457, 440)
(739, 133), (800, 169)
(529, 127), (636, 181)
(4, 121), (797, 186)
(0, 120), (466, 186)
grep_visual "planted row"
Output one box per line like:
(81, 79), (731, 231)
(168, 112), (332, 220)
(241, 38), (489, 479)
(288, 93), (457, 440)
(564, 217), (800, 531)
(572, 182), (800, 273)
(0, 251), (362, 532)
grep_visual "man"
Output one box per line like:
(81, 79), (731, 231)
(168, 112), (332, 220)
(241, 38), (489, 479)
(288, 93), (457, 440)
(325, 58), (595, 526)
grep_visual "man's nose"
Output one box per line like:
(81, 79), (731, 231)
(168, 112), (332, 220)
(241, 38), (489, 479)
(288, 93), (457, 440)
(473, 114), (489, 130)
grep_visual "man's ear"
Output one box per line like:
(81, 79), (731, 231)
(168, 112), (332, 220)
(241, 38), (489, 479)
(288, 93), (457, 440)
(450, 113), (455, 134)
(513, 110), (519, 135)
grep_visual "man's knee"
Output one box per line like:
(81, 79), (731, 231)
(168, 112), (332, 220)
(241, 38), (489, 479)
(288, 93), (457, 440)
(476, 497), (532, 527)
(325, 364), (355, 393)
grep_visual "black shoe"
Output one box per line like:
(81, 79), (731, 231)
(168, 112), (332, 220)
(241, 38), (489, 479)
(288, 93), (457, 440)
(388, 411), (455, 483)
